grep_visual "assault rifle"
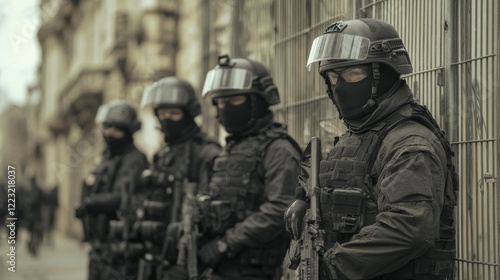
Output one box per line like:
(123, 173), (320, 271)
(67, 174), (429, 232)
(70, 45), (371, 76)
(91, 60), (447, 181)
(113, 177), (145, 276)
(175, 179), (199, 279)
(284, 137), (325, 280)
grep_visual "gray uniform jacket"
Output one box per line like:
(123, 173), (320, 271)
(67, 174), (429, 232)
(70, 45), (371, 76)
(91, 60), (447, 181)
(326, 82), (449, 279)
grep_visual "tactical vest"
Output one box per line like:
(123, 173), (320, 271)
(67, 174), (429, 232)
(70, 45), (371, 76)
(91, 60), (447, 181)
(148, 139), (194, 227)
(319, 102), (458, 280)
(89, 154), (123, 242)
(147, 133), (219, 224)
(204, 124), (301, 269)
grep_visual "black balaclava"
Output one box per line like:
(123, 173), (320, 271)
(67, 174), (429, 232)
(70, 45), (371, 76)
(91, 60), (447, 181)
(217, 94), (269, 135)
(330, 63), (399, 120)
(104, 129), (133, 157)
(332, 70), (373, 120)
(159, 114), (197, 143)
(376, 64), (400, 98)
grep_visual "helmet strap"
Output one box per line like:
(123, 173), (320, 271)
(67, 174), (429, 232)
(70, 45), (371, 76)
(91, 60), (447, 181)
(363, 62), (380, 113)
(248, 93), (259, 127)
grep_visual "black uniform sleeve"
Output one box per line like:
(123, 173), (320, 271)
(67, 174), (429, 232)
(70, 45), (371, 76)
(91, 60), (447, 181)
(194, 142), (221, 192)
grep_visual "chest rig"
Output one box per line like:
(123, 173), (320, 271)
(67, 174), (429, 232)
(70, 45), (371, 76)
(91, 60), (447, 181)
(318, 127), (379, 240)
(145, 140), (193, 224)
(152, 142), (192, 192)
(319, 102), (458, 279)
(204, 124), (296, 235)
(85, 154), (123, 242)
(92, 155), (123, 195)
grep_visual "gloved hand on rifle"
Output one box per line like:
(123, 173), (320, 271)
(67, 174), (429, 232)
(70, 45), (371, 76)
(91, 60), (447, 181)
(74, 197), (92, 219)
(198, 238), (229, 268)
(283, 186), (308, 240)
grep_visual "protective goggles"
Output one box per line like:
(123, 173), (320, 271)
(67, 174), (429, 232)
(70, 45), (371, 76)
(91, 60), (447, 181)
(325, 66), (370, 85)
(141, 86), (190, 108)
(306, 33), (370, 71)
(202, 68), (254, 97)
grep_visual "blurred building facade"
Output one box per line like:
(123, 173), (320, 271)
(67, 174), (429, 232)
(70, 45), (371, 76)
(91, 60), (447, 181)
(0, 105), (29, 185)
(32, 0), (498, 279)
(34, 0), (180, 238)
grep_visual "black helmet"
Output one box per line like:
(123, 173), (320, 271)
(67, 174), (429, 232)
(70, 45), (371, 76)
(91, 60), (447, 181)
(307, 18), (412, 75)
(141, 77), (201, 118)
(202, 54), (280, 105)
(95, 100), (141, 134)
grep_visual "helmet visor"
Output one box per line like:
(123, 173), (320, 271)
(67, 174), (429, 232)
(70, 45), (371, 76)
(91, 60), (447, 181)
(141, 86), (190, 108)
(202, 68), (253, 97)
(306, 33), (370, 71)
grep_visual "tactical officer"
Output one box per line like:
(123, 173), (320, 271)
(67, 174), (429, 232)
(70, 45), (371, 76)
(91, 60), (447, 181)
(138, 76), (221, 279)
(284, 19), (457, 279)
(164, 55), (301, 280)
(75, 100), (148, 280)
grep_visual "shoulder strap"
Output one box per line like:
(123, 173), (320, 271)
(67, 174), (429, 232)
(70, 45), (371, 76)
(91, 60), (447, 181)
(258, 123), (302, 157)
(366, 103), (458, 204)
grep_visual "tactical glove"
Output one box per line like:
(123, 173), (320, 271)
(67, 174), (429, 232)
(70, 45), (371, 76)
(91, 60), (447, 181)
(198, 238), (228, 268)
(74, 200), (88, 218)
(283, 199), (308, 240)
(283, 185), (309, 239)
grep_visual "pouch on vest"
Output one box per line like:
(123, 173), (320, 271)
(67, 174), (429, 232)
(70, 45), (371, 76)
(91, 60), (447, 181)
(331, 188), (365, 233)
(202, 200), (237, 235)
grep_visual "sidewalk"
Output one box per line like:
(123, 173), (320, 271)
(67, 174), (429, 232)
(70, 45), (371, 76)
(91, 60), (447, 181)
(0, 229), (88, 280)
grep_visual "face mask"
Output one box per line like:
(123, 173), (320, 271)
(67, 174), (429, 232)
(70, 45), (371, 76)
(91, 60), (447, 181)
(159, 117), (195, 143)
(217, 100), (252, 135)
(331, 75), (373, 120)
(104, 135), (132, 156)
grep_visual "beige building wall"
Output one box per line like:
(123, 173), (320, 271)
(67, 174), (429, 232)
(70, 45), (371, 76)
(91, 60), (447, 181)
(35, 0), (180, 237)
(0, 106), (29, 185)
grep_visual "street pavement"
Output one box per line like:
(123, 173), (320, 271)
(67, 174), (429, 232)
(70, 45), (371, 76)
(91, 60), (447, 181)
(0, 229), (88, 280)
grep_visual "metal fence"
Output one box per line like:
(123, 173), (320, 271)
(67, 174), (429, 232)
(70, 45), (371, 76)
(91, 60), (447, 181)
(201, 0), (500, 278)
(362, 1), (499, 279)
